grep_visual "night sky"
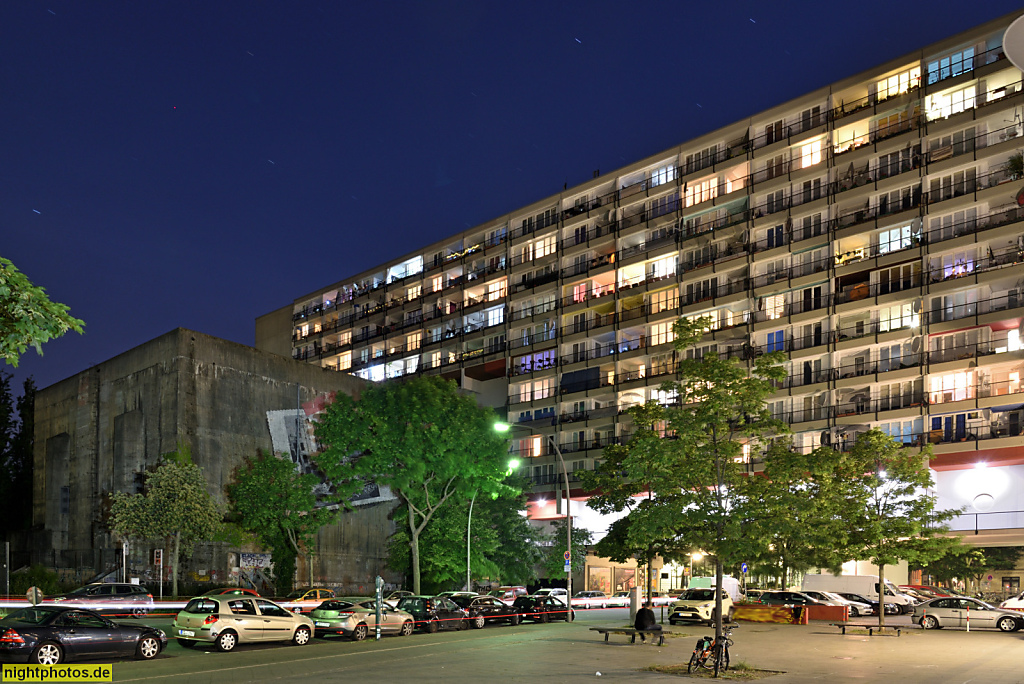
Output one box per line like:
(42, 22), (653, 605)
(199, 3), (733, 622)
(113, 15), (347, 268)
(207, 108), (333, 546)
(4, 1), (1024, 395)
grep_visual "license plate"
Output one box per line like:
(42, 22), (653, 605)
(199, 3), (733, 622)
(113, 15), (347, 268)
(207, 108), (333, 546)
(315, 621), (330, 627)
(178, 629), (195, 637)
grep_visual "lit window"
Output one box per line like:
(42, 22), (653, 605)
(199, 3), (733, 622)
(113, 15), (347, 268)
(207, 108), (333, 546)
(801, 140), (822, 168)
(407, 284), (422, 300)
(764, 295), (785, 320)
(432, 275), (443, 292)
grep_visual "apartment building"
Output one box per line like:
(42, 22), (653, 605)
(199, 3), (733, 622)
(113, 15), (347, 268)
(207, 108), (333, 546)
(257, 11), (1024, 553)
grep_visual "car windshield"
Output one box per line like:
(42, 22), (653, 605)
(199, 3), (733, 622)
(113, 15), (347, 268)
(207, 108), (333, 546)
(182, 599), (219, 614)
(66, 586), (93, 596)
(679, 589), (715, 601)
(318, 601), (355, 611)
(285, 590), (308, 599)
(449, 596), (472, 608)
(2, 608), (59, 624)
(397, 598), (425, 611)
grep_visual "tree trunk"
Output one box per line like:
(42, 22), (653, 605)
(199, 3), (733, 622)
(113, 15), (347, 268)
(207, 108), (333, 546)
(715, 558), (724, 648)
(646, 552), (654, 605)
(172, 531), (180, 599)
(878, 564), (886, 629)
(409, 506), (421, 594)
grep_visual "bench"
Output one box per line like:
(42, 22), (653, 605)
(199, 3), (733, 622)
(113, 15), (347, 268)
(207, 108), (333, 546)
(831, 623), (901, 636)
(589, 627), (665, 646)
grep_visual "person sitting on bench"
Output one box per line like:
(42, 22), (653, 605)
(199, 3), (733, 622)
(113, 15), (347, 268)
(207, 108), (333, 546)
(634, 601), (661, 643)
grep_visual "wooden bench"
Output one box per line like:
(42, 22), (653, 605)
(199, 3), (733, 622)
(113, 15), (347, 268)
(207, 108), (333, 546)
(589, 627), (665, 646)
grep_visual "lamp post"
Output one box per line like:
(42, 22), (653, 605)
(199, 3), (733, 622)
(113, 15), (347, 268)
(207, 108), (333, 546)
(467, 458), (520, 592)
(496, 422), (574, 622)
(689, 552), (703, 585)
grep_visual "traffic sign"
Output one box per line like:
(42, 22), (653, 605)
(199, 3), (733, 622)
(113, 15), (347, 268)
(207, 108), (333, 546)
(27, 587), (42, 605)
(564, 561), (571, 573)
(564, 551), (571, 561)
(740, 562), (749, 574)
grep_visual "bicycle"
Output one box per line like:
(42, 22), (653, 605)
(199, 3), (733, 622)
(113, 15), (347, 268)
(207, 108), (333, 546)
(687, 623), (737, 676)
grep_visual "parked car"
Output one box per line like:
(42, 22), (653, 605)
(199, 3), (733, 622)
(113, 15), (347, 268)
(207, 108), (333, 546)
(534, 588), (568, 599)
(758, 591), (828, 608)
(571, 591), (609, 609)
(448, 595), (521, 627)
(834, 592), (898, 616)
(0, 606), (166, 665)
(902, 584), (955, 597)
(45, 583), (155, 617)
(513, 595), (574, 623)
(669, 588), (734, 626)
(743, 589), (765, 602)
(396, 596), (468, 633)
(172, 596), (313, 651)
(310, 597), (415, 640)
(487, 586), (528, 602)
(649, 591), (678, 606)
(201, 587), (262, 598)
(802, 590), (871, 617)
(999, 590), (1024, 611)
(913, 597), (1024, 632)
(383, 590), (415, 607)
(280, 587), (336, 613)
(607, 591), (632, 607)
(802, 574), (915, 614)
(436, 591), (479, 599)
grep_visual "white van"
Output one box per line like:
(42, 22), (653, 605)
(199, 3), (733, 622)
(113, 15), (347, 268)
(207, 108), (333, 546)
(801, 574), (916, 613)
(688, 576), (743, 602)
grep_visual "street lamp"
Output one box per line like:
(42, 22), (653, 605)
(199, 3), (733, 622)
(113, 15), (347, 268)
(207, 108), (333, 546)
(689, 552), (704, 585)
(495, 422), (574, 621)
(467, 458), (520, 592)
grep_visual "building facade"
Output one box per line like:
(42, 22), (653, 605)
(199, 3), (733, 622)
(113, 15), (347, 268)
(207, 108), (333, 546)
(33, 328), (404, 592)
(258, 12), (1024, 551)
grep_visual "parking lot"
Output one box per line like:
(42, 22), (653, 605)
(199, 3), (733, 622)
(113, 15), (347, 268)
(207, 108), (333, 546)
(53, 606), (1024, 683)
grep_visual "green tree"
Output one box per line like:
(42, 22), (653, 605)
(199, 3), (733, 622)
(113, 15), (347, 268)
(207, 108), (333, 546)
(1, 256), (84, 367)
(593, 515), (688, 595)
(660, 316), (786, 647)
(227, 450), (338, 595)
(581, 402), (687, 601)
(109, 447), (222, 598)
(919, 546), (1024, 592)
(845, 429), (961, 627)
(0, 375), (35, 535)
(744, 440), (860, 588)
(315, 375), (514, 594)
(542, 517), (593, 579)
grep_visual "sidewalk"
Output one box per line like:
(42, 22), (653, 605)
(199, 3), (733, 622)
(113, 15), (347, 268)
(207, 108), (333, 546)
(583, 619), (1024, 683)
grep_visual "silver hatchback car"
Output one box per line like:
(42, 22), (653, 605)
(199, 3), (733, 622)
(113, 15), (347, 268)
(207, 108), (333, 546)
(173, 596), (314, 651)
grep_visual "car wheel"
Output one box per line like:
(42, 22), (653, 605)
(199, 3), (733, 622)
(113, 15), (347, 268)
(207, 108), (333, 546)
(669, 620), (677, 626)
(293, 626), (311, 645)
(216, 631), (238, 652)
(131, 607), (148, 618)
(997, 616), (1019, 632)
(922, 615), (940, 630)
(849, 607), (859, 617)
(540, 611), (550, 624)
(351, 624), (368, 641)
(176, 638), (196, 649)
(509, 614), (520, 626)
(400, 620), (414, 637)
(135, 636), (161, 660)
(459, 618), (470, 630)
(584, 603), (591, 610)
(426, 619), (439, 634)
(32, 642), (63, 665)
(473, 615), (485, 629)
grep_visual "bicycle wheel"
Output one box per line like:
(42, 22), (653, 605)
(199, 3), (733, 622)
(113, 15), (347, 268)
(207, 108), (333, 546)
(720, 643), (730, 671)
(701, 649), (716, 670)
(687, 653), (700, 674)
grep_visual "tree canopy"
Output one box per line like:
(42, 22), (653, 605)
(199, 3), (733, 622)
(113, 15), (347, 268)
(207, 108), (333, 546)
(1, 256), (84, 367)
(109, 446), (222, 598)
(0, 374), (34, 535)
(228, 449), (338, 595)
(314, 375), (516, 593)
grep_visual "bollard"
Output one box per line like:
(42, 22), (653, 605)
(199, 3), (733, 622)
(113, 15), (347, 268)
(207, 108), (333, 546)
(966, 603), (970, 632)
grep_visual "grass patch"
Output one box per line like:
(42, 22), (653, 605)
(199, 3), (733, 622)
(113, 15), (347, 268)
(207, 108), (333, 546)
(643, 661), (783, 679)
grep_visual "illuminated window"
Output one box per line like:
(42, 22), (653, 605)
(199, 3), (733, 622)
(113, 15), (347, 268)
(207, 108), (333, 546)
(407, 284), (422, 301)
(650, 164), (677, 187)
(879, 302), (920, 331)
(926, 85), (976, 121)
(300, 324), (309, 337)
(685, 177), (719, 207)
(648, 256), (675, 279)
(927, 48), (974, 84)
(877, 66), (921, 101)
(338, 351), (351, 370)
(406, 332), (422, 351)
(800, 140), (822, 168)
(930, 371), (972, 403)
(486, 280), (506, 301)
(431, 275), (443, 292)
(650, 321), (675, 346)
(764, 295), (785, 320)
(878, 224), (917, 254)
(1010, 330), (1022, 352)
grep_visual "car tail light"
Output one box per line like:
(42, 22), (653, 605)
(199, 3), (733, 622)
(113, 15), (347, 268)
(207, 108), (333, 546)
(147, 594), (153, 599)
(203, 615), (219, 625)
(0, 629), (25, 645)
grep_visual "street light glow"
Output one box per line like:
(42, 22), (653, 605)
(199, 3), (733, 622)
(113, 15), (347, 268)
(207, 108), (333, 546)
(494, 422), (512, 432)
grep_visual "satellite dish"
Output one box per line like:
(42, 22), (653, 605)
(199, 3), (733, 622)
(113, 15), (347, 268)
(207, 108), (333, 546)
(1005, 15), (1024, 72)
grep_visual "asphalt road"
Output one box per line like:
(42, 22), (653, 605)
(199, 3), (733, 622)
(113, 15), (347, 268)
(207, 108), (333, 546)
(35, 607), (1024, 683)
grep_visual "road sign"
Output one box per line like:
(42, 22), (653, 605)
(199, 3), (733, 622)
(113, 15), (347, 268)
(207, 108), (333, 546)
(153, 549), (163, 564)
(741, 562), (749, 574)
(564, 561), (571, 573)
(563, 551), (571, 561)
(27, 587), (42, 605)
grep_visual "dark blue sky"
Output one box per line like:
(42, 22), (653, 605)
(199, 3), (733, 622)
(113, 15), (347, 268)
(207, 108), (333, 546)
(4, 1), (1023, 393)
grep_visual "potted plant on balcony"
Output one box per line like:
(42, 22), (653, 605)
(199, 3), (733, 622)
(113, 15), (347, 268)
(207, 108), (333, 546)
(1007, 151), (1024, 181)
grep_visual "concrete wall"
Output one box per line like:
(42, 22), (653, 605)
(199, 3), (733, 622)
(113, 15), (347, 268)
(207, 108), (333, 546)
(254, 304), (293, 358)
(33, 328), (403, 589)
